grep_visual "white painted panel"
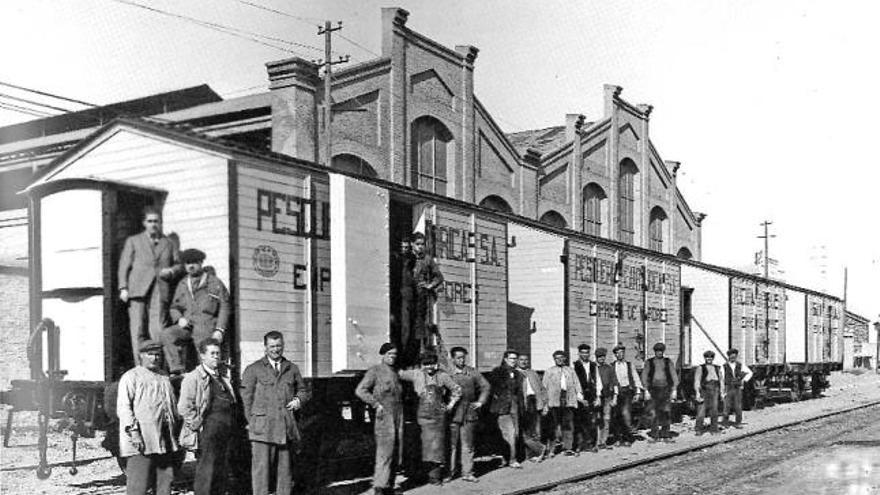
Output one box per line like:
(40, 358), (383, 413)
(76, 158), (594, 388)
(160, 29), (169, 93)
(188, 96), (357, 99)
(330, 175), (389, 372)
(40, 190), (102, 290)
(507, 223), (564, 371)
(42, 296), (104, 380)
(681, 264), (729, 365)
(785, 290), (807, 363)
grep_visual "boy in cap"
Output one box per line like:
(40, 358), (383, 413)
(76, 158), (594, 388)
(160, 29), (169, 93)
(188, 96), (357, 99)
(117, 340), (180, 495)
(641, 342), (679, 441)
(164, 248), (230, 373)
(356, 343), (404, 495)
(721, 348), (753, 428)
(399, 352), (461, 485)
(611, 344), (643, 446)
(594, 347), (618, 449)
(694, 350), (725, 435)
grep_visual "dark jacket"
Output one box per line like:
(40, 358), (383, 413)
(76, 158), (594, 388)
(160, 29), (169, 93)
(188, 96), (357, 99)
(448, 365), (490, 423)
(574, 360), (600, 403)
(488, 362), (524, 415)
(169, 269), (231, 340)
(241, 356), (309, 446)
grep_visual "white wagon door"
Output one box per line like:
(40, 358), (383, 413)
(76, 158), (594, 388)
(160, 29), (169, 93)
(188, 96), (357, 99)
(330, 175), (390, 372)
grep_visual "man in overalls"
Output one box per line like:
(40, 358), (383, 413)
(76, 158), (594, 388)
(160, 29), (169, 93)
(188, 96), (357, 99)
(400, 352), (461, 485)
(356, 343), (404, 495)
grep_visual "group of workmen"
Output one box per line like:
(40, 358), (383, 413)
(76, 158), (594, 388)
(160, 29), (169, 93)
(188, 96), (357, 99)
(112, 207), (756, 495)
(356, 342), (754, 494)
(116, 208), (311, 495)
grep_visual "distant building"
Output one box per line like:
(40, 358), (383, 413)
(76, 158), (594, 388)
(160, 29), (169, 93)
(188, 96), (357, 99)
(843, 311), (872, 369)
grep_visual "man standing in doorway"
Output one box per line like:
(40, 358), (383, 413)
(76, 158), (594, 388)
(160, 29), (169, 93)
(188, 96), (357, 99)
(400, 233), (444, 366)
(641, 342), (679, 442)
(355, 343), (404, 495)
(118, 206), (182, 363)
(447, 346), (490, 483)
(488, 350), (524, 468)
(573, 343), (602, 453)
(117, 340), (180, 495)
(611, 344), (644, 446)
(694, 350), (725, 435)
(721, 348), (753, 429)
(241, 331), (309, 495)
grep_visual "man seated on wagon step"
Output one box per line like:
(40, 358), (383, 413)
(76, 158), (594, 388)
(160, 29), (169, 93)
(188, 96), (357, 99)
(163, 248), (230, 374)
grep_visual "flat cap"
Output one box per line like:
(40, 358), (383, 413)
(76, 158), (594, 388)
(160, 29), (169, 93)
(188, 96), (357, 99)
(420, 352), (438, 365)
(727, 348), (739, 356)
(613, 343), (626, 352)
(379, 342), (396, 355)
(180, 248), (206, 264)
(653, 342), (666, 352)
(594, 347), (608, 357)
(703, 350), (716, 358)
(139, 339), (163, 353)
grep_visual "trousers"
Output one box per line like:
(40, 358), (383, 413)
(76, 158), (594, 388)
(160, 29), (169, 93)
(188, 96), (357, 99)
(125, 452), (176, 495)
(449, 421), (475, 476)
(497, 411), (519, 463)
(574, 404), (595, 451)
(548, 407), (574, 451)
(250, 441), (292, 495)
(520, 397), (545, 458)
(696, 382), (721, 432)
(722, 386), (743, 425)
(649, 386), (673, 437)
(127, 286), (166, 365)
(194, 412), (232, 495)
(372, 416), (401, 490)
(614, 388), (636, 442)
(597, 398), (613, 446)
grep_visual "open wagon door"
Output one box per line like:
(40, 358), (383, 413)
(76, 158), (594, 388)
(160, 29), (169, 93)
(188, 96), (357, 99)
(27, 179), (166, 382)
(330, 175), (390, 372)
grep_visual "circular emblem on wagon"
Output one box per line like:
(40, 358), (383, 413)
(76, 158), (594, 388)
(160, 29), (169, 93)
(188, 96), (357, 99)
(252, 245), (280, 278)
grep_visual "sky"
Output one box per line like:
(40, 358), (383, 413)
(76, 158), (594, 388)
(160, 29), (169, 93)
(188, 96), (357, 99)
(2, 0), (878, 319)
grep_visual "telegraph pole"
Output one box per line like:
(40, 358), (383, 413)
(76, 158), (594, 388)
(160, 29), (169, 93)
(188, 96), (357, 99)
(757, 220), (776, 279)
(317, 21), (349, 166)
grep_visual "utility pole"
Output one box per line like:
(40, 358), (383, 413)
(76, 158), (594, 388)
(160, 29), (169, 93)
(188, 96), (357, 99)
(757, 220), (776, 279)
(316, 21), (350, 166)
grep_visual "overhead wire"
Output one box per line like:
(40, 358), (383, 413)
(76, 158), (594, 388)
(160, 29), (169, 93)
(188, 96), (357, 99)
(108, 0), (323, 56)
(0, 81), (96, 107)
(0, 93), (75, 113)
(0, 102), (54, 118)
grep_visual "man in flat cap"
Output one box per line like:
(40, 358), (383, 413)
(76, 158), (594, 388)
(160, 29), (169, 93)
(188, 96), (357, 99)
(721, 348), (753, 429)
(400, 352), (461, 485)
(611, 344), (643, 446)
(118, 206), (182, 364)
(542, 350), (583, 456)
(594, 348), (618, 449)
(356, 343), (404, 495)
(447, 346), (490, 482)
(164, 248), (230, 374)
(641, 342), (680, 442)
(117, 340), (180, 495)
(694, 350), (725, 435)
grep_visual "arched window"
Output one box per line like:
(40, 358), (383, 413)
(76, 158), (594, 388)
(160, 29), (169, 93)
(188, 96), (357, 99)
(479, 195), (513, 213)
(331, 154), (378, 178)
(582, 183), (606, 237)
(617, 159), (638, 244)
(539, 210), (567, 229)
(677, 247), (693, 260)
(649, 206), (667, 252)
(411, 117), (452, 195)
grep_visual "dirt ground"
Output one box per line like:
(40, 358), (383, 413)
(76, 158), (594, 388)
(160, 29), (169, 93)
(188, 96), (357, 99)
(2, 370), (880, 495)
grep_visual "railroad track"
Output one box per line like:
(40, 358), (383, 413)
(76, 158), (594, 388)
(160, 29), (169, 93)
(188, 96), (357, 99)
(500, 398), (880, 495)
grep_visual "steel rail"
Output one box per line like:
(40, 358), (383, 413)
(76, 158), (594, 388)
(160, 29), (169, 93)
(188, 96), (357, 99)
(500, 398), (880, 495)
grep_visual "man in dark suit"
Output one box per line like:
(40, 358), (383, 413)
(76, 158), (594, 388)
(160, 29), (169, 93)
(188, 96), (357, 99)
(488, 350), (524, 468)
(118, 207), (182, 364)
(241, 331), (309, 495)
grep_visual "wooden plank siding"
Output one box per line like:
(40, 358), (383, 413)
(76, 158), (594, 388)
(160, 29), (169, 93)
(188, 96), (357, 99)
(567, 240), (681, 368)
(236, 162), (330, 373)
